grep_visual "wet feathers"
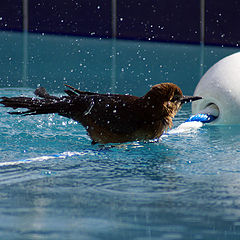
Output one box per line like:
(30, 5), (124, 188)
(0, 83), (201, 144)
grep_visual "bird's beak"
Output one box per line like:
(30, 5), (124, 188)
(180, 96), (202, 104)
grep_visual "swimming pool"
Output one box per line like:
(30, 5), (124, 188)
(0, 32), (240, 239)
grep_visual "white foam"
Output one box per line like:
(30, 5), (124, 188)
(165, 121), (203, 135)
(0, 151), (87, 167)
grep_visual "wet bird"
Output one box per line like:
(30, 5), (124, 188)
(0, 83), (202, 144)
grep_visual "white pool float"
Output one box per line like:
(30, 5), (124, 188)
(192, 52), (240, 124)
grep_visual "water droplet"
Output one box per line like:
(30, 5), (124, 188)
(41, 171), (53, 175)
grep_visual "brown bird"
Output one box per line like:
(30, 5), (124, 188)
(0, 83), (202, 144)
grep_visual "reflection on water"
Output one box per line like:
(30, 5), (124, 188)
(0, 88), (240, 239)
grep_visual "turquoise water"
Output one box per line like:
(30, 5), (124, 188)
(0, 31), (238, 95)
(1, 32), (240, 239)
(1, 88), (240, 240)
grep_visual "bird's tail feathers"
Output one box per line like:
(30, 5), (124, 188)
(0, 87), (70, 116)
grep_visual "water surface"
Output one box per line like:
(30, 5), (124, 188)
(1, 88), (240, 240)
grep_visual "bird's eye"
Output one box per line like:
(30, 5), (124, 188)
(171, 95), (181, 102)
(171, 95), (179, 102)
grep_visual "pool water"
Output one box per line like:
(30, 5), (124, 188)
(1, 87), (240, 240)
(1, 32), (240, 239)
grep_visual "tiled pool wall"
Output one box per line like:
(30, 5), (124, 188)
(0, 31), (237, 96)
(1, 0), (240, 47)
(0, 1), (239, 96)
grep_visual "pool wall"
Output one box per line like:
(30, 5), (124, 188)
(0, 31), (238, 96)
(0, 1), (239, 96)
(0, 0), (240, 47)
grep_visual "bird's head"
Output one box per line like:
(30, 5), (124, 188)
(150, 82), (201, 103)
(144, 82), (202, 120)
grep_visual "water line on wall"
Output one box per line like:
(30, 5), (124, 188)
(111, 0), (117, 93)
(23, 0), (29, 87)
(200, 0), (205, 78)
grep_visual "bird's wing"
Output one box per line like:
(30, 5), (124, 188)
(64, 84), (99, 96)
(62, 85), (157, 135)
(70, 93), (147, 135)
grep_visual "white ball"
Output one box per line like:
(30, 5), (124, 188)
(192, 52), (240, 124)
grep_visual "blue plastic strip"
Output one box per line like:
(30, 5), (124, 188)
(185, 113), (217, 123)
